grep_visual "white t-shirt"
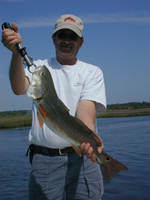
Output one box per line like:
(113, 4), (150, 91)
(25, 58), (107, 148)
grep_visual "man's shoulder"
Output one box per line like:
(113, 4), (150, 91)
(78, 60), (102, 73)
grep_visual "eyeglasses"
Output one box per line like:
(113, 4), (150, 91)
(57, 32), (79, 41)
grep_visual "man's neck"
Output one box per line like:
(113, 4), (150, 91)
(56, 57), (77, 66)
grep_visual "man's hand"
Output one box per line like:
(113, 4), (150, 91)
(1, 22), (22, 53)
(80, 140), (104, 163)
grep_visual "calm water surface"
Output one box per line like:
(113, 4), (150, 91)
(0, 116), (150, 200)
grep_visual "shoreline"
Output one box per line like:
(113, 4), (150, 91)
(0, 108), (150, 130)
(97, 108), (150, 118)
(0, 115), (32, 130)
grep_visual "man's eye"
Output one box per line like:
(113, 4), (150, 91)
(58, 33), (65, 39)
(70, 35), (77, 41)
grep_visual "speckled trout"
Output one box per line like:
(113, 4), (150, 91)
(27, 65), (128, 182)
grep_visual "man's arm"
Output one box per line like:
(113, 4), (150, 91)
(1, 22), (29, 95)
(9, 53), (29, 95)
(76, 100), (104, 162)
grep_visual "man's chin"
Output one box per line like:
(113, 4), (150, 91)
(61, 47), (72, 52)
(60, 50), (73, 56)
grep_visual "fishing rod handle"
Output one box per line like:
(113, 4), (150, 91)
(1, 22), (13, 30)
(1, 22), (33, 67)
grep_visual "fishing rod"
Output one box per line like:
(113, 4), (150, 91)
(1, 22), (36, 72)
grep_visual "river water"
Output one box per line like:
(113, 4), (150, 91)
(0, 116), (150, 200)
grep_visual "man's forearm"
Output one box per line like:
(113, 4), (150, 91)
(76, 100), (96, 130)
(9, 53), (29, 95)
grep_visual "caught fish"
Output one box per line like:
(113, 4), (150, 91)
(27, 65), (128, 182)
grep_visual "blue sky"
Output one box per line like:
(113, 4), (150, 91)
(0, 0), (150, 111)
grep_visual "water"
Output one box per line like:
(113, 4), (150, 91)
(98, 116), (150, 200)
(0, 128), (30, 200)
(0, 116), (150, 200)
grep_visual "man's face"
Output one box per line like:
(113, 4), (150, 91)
(52, 29), (83, 64)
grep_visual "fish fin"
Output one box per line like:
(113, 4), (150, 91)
(72, 116), (93, 131)
(72, 145), (82, 157)
(98, 152), (129, 183)
(70, 117), (103, 145)
(90, 130), (103, 146)
(38, 104), (49, 119)
(37, 112), (43, 128)
(58, 99), (70, 113)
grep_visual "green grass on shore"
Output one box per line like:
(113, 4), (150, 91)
(0, 108), (150, 129)
(0, 115), (32, 129)
(97, 108), (150, 118)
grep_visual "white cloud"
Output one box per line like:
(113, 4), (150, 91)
(16, 12), (150, 29)
(81, 12), (150, 24)
(17, 17), (56, 28)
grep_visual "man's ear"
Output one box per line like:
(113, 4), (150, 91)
(79, 38), (84, 49)
(52, 34), (56, 45)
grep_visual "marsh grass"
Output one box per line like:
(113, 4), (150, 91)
(0, 115), (32, 129)
(0, 108), (150, 129)
(97, 108), (150, 118)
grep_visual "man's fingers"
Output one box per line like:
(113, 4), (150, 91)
(80, 143), (85, 150)
(91, 154), (97, 163)
(81, 143), (90, 155)
(1, 29), (21, 53)
(80, 141), (104, 163)
(81, 143), (95, 159)
(11, 22), (18, 33)
(97, 142), (104, 154)
(86, 147), (93, 158)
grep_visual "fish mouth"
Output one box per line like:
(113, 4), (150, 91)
(32, 66), (43, 73)
(27, 92), (44, 101)
(35, 96), (44, 101)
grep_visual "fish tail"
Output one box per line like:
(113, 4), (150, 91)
(97, 152), (129, 183)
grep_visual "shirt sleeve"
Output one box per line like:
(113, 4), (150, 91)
(80, 66), (107, 114)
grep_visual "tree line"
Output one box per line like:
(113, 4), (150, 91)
(107, 101), (150, 110)
(0, 110), (31, 117)
(0, 102), (149, 117)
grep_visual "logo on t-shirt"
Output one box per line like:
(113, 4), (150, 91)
(74, 82), (83, 86)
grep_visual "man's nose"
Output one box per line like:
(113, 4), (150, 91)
(63, 36), (72, 42)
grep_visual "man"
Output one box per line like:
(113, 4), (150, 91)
(1, 14), (106, 200)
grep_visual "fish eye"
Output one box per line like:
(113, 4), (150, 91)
(41, 72), (45, 76)
(106, 157), (110, 161)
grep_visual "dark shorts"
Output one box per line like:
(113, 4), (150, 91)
(29, 151), (104, 200)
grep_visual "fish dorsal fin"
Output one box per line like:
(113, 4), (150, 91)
(72, 116), (91, 132)
(72, 145), (82, 157)
(38, 104), (49, 119)
(70, 116), (102, 146)
(72, 116), (103, 146)
(37, 111), (44, 128)
(90, 130), (103, 146)
(58, 99), (70, 114)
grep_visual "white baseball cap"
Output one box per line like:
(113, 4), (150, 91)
(53, 14), (84, 37)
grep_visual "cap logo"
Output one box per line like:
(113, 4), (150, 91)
(64, 17), (75, 23)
